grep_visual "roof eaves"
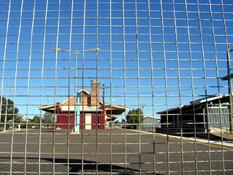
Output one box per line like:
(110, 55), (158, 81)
(156, 105), (184, 114)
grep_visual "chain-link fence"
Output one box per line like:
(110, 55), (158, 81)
(0, 0), (233, 174)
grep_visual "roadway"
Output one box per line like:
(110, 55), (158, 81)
(0, 128), (232, 175)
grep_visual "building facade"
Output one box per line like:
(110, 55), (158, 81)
(157, 95), (230, 134)
(40, 81), (126, 131)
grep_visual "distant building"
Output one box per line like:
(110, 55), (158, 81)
(157, 95), (230, 134)
(141, 116), (160, 131)
(40, 81), (126, 131)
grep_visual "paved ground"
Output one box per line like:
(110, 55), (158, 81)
(210, 131), (233, 141)
(0, 128), (232, 175)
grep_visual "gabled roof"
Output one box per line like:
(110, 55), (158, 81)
(80, 89), (90, 95)
(40, 92), (127, 115)
(39, 90), (89, 113)
(62, 95), (76, 107)
(61, 89), (90, 107)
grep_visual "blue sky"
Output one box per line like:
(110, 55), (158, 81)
(0, 0), (233, 119)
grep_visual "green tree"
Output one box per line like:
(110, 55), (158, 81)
(43, 112), (54, 123)
(29, 114), (54, 128)
(43, 112), (54, 127)
(126, 108), (144, 129)
(27, 116), (42, 129)
(0, 96), (20, 129)
(14, 115), (24, 123)
(30, 116), (42, 124)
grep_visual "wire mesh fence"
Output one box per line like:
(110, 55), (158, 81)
(0, 0), (233, 174)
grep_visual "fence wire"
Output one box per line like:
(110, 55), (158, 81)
(0, 0), (233, 174)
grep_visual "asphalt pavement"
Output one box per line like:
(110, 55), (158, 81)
(0, 128), (232, 175)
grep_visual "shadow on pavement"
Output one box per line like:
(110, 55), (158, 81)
(0, 156), (163, 175)
(43, 157), (137, 174)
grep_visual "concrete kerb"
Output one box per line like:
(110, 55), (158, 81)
(131, 129), (233, 149)
(0, 128), (26, 133)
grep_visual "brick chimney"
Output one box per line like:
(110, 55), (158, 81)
(91, 80), (100, 106)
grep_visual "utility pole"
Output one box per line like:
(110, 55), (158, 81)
(102, 84), (105, 106)
(102, 84), (106, 129)
(220, 44), (233, 134)
(53, 47), (100, 133)
(227, 44), (233, 134)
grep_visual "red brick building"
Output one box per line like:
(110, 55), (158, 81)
(40, 81), (126, 130)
